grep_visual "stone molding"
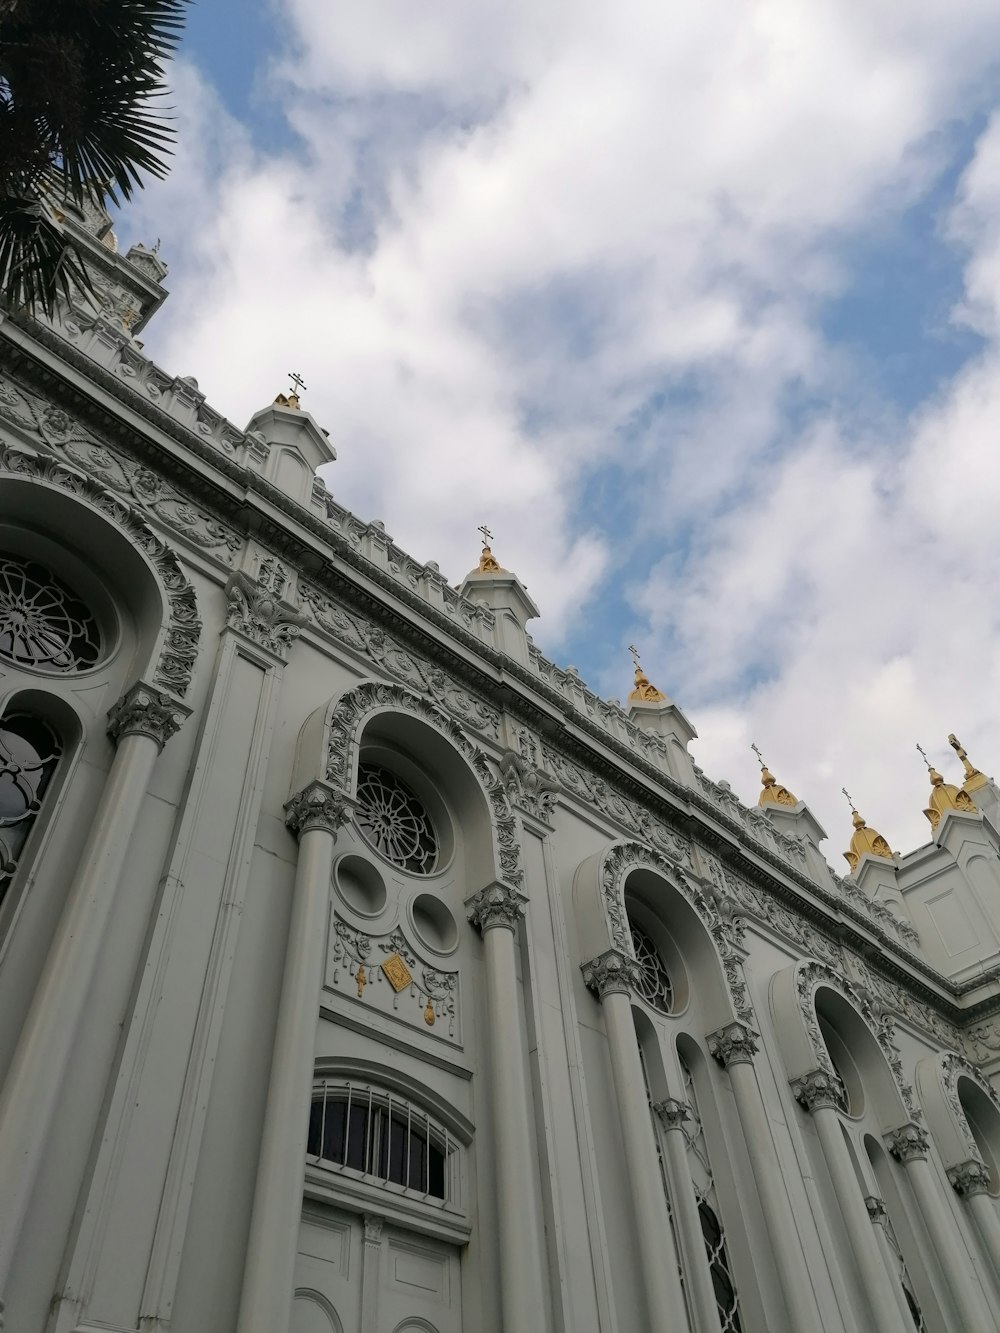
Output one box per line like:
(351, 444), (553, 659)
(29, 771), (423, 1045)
(653, 1098), (691, 1131)
(107, 681), (191, 750)
(284, 781), (351, 838)
(581, 948), (641, 1000)
(225, 568), (307, 661)
(885, 1123), (930, 1165)
(466, 882), (528, 936)
(790, 1068), (846, 1114)
(708, 1022), (760, 1068)
(947, 1158), (993, 1199)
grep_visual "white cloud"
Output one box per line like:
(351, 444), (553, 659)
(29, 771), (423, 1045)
(120, 4), (1000, 862)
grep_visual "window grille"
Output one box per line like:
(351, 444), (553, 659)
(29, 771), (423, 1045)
(307, 1081), (454, 1203)
(680, 1054), (743, 1333)
(0, 553), (101, 672)
(630, 922), (673, 1014)
(0, 712), (62, 909)
(355, 764), (438, 874)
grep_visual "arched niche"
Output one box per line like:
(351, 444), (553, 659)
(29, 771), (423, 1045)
(0, 451), (201, 698)
(916, 1052), (1000, 1190)
(292, 1288), (345, 1333)
(291, 680), (522, 892)
(770, 960), (916, 1129)
(573, 841), (747, 1032)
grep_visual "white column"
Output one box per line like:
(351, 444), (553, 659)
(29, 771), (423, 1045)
(236, 782), (347, 1333)
(582, 951), (690, 1332)
(949, 1159), (1000, 1285)
(654, 1097), (722, 1333)
(708, 1023), (818, 1331)
(887, 1124), (997, 1332)
(865, 1196), (922, 1330)
(791, 1073), (908, 1333)
(468, 882), (549, 1333)
(0, 683), (189, 1314)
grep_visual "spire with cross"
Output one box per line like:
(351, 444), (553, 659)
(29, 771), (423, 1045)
(477, 524), (502, 573)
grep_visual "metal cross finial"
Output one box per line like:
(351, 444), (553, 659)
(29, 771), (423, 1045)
(751, 742), (767, 770)
(477, 524), (494, 547)
(841, 786), (858, 813)
(628, 644), (641, 669)
(288, 371), (307, 397)
(916, 742), (932, 772)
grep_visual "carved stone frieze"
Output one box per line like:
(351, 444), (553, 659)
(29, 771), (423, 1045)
(107, 681), (191, 750)
(790, 1068), (846, 1114)
(581, 948), (641, 1000)
(708, 1022), (760, 1068)
(885, 1123), (930, 1164)
(225, 569), (307, 660)
(466, 882), (528, 935)
(284, 782), (351, 838)
(328, 916), (459, 1038)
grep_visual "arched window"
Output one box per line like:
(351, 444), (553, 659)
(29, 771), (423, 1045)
(307, 1080), (456, 1202)
(355, 764), (439, 874)
(630, 922), (674, 1015)
(0, 709), (63, 909)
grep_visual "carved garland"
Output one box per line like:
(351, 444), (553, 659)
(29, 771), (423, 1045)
(793, 959), (919, 1120)
(0, 439), (201, 695)
(323, 680), (523, 889)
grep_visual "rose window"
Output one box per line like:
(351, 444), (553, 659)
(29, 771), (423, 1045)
(0, 553), (101, 672)
(630, 923), (673, 1014)
(355, 764), (438, 874)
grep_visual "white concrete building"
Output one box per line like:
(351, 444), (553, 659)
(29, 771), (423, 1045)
(2, 201), (1000, 1333)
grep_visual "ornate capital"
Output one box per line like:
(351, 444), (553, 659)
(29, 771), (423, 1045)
(885, 1123), (930, 1165)
(362, 1214), (384, 1244)
(284, 781), (350, 838)
(466, 882), (528, 934)
(708, 1021), (759, 1068)
(107, 682), (191, 751)
(864, 1195), (888, 1225)
(581, 948), (641, 1000)
(225, 569), (307, 661)
(947, 1158), (993, 1199)
(653, 1098), (691, 1131)
(791, 1068), (846, 1115)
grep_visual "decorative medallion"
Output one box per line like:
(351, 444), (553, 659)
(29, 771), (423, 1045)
(381, 952), (413, 993)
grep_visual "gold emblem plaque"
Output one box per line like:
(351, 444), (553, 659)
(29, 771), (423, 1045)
(381, 953), (413, 993)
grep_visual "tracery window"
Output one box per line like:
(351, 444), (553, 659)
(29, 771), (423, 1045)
(0, 712), (62, 909)
(631, 923), (674, 1014)
(0, 553), (101, 672)
(307, 1080), (455, 1202)
(355, 764), (439, 874)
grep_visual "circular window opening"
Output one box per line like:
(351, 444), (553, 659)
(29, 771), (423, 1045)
(630, 922), (674, 1015)
(356, 763), (439, 875)
(411, 893), (458, 954)
(334, 854), (388, 917)
(0, 552), (102, 672)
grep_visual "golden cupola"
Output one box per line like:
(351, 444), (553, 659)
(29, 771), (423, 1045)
(917, 744), (977, 831)
(627, 645), (667, 704)
(752, 745), (797, 808)
(842, 789), (893, 873)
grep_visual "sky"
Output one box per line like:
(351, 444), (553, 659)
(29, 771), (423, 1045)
(115, 0), (1000, 867)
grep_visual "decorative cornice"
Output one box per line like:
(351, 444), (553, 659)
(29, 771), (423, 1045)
(885, 1123), (930, 1165)
(708, 1022), (759, 1068)
(107, 681), (191, 750)
(581, 948), (641, 1000)
(947, 1158), (992, 1199)
(466, 882), (527, 935)
(225, 568), (307, 661)
(653, 1098), (691, 1131)
(790, 1068), (846, 1114)
(284, 781), (351, 838)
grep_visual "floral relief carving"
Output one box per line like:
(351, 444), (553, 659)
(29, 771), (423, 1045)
(947, 1159), (992, 1198)
(498, 747), (561, 821)
(107, 681), (191, 750)
(328, 915), (460, 1039)
(885, 1123), (930, 1164)
(581, 948), (642, 1000)
(791, 1068), (847, 1114)
(939, 1051), (1000, 1166)
(225, 570), (307, 660)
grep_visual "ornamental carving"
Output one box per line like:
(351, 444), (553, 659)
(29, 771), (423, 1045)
(0, 439), (202, 696)
(581, 948), (641, 1000)
(653, 1098), (691, 1131)
(466, 882), (527, 935)
(107, 681), (191, 750)
(225, 569), (307, 660)
(323, 680), (522, 890)
(0, 376), (242, 563)
(708, 1022), (759, 1068)
(284, 782), (351, 838)
(790, 1069), (847, 1114)
(864, 1196), (888, 1225)
(328, 916), (460, 1039)
(947, 1159), (992, 1198)
(939, 1052), (1000, 1166)
(498, 747), (561, 822)
(885, 1123), (930, 1164)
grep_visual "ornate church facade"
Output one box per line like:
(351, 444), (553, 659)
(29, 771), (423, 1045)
(1, 203), (1000, 1333)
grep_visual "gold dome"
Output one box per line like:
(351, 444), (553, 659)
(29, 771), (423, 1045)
(627, 645), (667, 704)
(923, 767), (977, 831)
(758, 767), (797, 808)
(844, 808), (893, 874)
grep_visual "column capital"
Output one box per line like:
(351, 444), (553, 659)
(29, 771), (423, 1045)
(284, 781), (351, 838)
(947, 1158), (993, 1198)
(885, 1122), (930, 1164)
(708, 1021), (759, 1068)
(864, 1195), (888, 1226)
(225, 569), (308, 661)
(790, 1068), (845, 1114)
(466, 881), (528, 934)
(362, 1213), (385, 1243)
(652, 1097), (691, 1131)
(107, 681), (192, 750)
(581, 948), (641, 1000)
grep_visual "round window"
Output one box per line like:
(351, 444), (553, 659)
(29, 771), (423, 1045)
(630, 923), (674, 1015)
(0, 552), (101, 672)
(355, 763), (439, 874)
